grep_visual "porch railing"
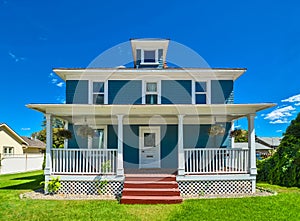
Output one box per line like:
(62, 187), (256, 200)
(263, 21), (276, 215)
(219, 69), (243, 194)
(184, 148), (249, 174)
(51, 149), (117, 175)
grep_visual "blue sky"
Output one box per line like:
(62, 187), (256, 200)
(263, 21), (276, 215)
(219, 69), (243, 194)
(1, 0), (299, 137)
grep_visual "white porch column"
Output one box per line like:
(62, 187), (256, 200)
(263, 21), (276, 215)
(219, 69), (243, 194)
(64, 121), (68, 149)
(117, 115), (124, 176)
(231, 121), (235, 148)
(178, 115), (185, 176)
(45, 114), (53, 193)
(248, 114), (256, 193)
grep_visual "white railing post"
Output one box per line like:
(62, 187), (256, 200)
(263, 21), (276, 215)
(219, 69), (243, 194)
(248, 114), (257, 193)
(45, 113), (53, 193)
(117, 115), (124, 176)
(178, 115), (185, 176)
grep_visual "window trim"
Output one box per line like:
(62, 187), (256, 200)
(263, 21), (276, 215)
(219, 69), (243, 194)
(87, 125), (107, 149)
(193, 80), (211, 104)
(3, 146), (14, 155)
(139, 48), (159, 65)
(89, 80), (107, 104)
(142, 80), (161, 104)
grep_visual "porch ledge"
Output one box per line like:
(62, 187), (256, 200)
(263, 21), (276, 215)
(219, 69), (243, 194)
(51, 174), (124, 182)
(176, 174), (255, 181)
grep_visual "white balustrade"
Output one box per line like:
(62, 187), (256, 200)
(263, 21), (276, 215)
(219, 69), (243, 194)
(184, 148), (249, 174)
(51, 149), (117, 175)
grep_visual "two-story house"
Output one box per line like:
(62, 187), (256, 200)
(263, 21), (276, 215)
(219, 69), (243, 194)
(28, 38), (274, 204)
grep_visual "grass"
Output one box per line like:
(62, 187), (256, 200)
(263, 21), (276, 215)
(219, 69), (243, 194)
(0, 171), (299, 221)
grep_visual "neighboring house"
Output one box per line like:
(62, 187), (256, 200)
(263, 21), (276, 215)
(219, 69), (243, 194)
(256, 137), (281, 150)
(21, 136), (46, 154)
(234, 142), (272, 159)
(0, 123), (45, 174)
(28, 38), (275, 203)
(0, 123), (25, 156)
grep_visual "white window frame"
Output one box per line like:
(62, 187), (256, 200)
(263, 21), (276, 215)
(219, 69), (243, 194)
(139, 48), (159, 65)
(193, 80), (211, 104)
(142, 80), (161, 104)
(89, 81), (107, 104)
(87, 125), (107, 149)
(3, 146), (14, 155)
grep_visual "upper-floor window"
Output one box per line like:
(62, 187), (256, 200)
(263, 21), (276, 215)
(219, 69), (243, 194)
(3, 146), (14, 155)
(195, 81), (207, 104)
(145, 82), (159, 104)
(139, 49), (163, 65)
(93, 82), (104, 104)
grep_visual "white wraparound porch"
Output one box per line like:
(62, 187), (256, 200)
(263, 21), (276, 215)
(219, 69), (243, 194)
(27, 104), (275, 194)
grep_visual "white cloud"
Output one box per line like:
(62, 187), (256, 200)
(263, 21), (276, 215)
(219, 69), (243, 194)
(295, 103), (300, 106)
(234, 125), (241, 129)
(21, 128), (31, 131)
(56, 82), (64, 87)
(282, 94), (300, 103)
(270, 119), (289, 124)
(8, 51), (25, 62)
(276, 130), (283, 133)
(264, 106), (295, 121)
(49, 72), (64, 88)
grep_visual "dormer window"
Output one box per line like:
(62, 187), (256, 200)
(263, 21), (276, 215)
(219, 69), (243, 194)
(144, 50), (156, 63)
(138, 49), (163, 65)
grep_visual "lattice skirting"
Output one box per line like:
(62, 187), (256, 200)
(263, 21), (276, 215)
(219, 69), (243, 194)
(57, 181), (123, 196)
(178, 180), (252, 195)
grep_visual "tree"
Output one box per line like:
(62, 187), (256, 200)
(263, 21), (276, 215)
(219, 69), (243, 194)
(231, 129), (248, 142)
(257, 112), (300, 187)
(32, 118), (71, 149)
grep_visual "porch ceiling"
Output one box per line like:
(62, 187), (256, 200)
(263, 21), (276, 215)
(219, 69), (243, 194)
(27, 103), (275, 123)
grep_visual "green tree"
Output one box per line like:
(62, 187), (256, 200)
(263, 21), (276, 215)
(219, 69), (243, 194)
(32, 118), (71, 148)
(257, 112), (300, 187)
(232, 129), (248, 142)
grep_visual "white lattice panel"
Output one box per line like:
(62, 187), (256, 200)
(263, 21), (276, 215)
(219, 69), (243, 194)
(178, 180), (252, 195)
(58, 181), (123, 196)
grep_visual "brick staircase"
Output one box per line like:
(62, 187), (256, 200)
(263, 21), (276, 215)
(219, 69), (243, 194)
(120, 174), (182, 204)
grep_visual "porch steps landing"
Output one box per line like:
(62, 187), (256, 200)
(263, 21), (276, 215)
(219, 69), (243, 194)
(120, 174), (182, 204)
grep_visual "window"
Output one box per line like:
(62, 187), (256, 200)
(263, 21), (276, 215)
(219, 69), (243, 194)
(145, 82), (158, 104)
(139, 49), (163, 64)
(3, 146), (14, 155)
(144, 50), (156, 63)
(93, 82), (104, 104)
(144, 133), (156, 147)
(92, 129), (105, 149)
(195, 82), (207, 104)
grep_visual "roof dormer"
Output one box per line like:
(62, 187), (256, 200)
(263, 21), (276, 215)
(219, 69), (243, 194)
(130, 38), (169, 68)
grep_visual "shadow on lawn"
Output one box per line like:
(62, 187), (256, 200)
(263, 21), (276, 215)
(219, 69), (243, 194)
(0, 174), (44, 190)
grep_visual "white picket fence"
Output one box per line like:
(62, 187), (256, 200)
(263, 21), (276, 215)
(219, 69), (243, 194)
(184, 148), (249, 174)
(51, 149), (117, 175)
(0, 154), (44, 174)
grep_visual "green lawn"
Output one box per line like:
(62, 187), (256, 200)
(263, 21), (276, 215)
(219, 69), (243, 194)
(0, 171), (299, 221)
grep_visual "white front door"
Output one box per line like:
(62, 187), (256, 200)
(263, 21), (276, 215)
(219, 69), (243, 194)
(139, 126), (161, 168)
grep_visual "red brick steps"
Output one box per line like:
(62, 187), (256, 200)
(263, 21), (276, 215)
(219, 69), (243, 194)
(120, 174), (182, 204)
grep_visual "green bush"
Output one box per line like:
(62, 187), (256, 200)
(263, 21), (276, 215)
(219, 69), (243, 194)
(41, 176), (61, 194)
(257, 113), (300, 187)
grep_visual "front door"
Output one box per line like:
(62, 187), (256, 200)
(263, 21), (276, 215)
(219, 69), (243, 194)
(139, 126), (161, 168)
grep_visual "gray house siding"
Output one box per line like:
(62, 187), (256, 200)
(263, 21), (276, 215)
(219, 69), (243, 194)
(108, 80), (142, 104)
(66, 80), (89, 104)
(161, 80), (192, 104)
(211, 80), (234, 104)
